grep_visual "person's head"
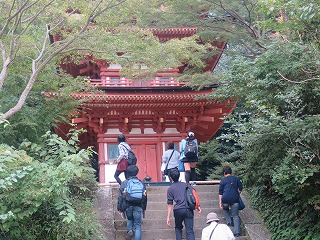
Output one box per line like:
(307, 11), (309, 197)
(206, 212), (220, 224)
(187, 130), (195, 140)
(169, 168), (180, 182)
(126, 165), (139, 177)
(167, 142), (174, 150)
(223, 165), (232, 175)
(117, 134), (126, 143)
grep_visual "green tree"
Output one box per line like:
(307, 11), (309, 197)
(0, 0), (208, 122)
(204, 0), (320, 238)
(149, 0), (319, 238)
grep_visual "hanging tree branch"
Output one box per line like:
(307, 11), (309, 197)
(0, 0), (128, 121)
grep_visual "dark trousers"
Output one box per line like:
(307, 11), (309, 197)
(167, 167), (177, 183)
(185, 168), (197, 183)
(173, 208), (195, 240)
(190, 168), (196, 181)
(114, 170), (128, 185)
(185, 171), (191, 183)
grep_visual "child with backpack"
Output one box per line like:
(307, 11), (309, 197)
(179, 130), (199, 184)
(117, 165), (147, 240)
(114, 134), (131, 185)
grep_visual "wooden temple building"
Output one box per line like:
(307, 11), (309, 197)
(52, 27), (236, 184)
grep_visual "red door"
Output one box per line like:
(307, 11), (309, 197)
(131, 144), (160, 182)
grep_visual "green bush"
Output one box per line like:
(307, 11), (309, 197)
(0, 130), (103, 239)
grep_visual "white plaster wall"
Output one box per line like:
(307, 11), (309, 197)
(104, 163), (126, 183)
(130, 128), (141, 134)
(163, 128), (180, 134)
(162, 173), (186, 182)
(103, 163), (185, 183)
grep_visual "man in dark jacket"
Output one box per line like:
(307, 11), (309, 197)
(166, 168), (201, 240)
(117, 165), (147, 240)
(218, 165), (243, 238)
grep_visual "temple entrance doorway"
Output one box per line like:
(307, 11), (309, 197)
(132, 144), (159, 182)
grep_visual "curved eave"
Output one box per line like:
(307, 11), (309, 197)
(70, 89), (215, 102)
(68, 88), (228, 110)
(97, 84), (219, 92)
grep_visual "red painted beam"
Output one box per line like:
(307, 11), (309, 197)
(197, 123), (210, 129)
(72, 117), (88, 124)
(205, 108), (223, 114)
(198, 116), (214, 122)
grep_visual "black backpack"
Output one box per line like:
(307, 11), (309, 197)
(123, 145), (137, 165)
(185, 184), (200, 210)
(184, 139), (198, 159)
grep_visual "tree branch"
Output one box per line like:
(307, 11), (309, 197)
(0, 0), (29, 37)
(0, 42), (11, 89)
(277, 71), (319, 84)
(0, 0), (126, 121)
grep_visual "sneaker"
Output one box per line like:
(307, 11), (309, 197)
(234, 233), (240, 237)
(126, 230), (134, 240)
(191, 182), (196, 186)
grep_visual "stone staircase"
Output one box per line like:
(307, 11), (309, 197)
(95, 183), (251, 240)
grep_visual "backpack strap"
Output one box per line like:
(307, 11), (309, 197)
(165, 150), (175, 170)
(227, 177), (240, 195)
(122, 143), (130, 152)
(209, 223), (219, 239)
(122, 144), (133, 160)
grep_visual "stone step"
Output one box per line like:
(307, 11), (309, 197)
(114, 215), (226, 229)
(112, 185), (220, 205)
(95, 183), (272, 240)
(148, 199), (218, 209)
(111, 184), (220, 195)
(114, 228), (250, 240)
(110, 185), (249, 240)
(113, 217), (248, 235)
(146, 191), (219, 201)
(113, 207), (224, 220)
(112, 195), (220, 208)
(113, 199), (219, 211)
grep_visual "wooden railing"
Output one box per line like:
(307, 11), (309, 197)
(150, 78), (185, 86)
(86, 77), (186, 87)
(85, 68), (186, 87)
(86, 77), (132, 87)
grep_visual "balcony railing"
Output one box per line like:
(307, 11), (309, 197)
(86, 77), (186, 87)
(86, 68), (185, 87)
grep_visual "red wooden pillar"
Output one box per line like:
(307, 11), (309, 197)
(97, 138), (105, 184)
(53, 34), (60, 42)
(100, 65), (108, 86)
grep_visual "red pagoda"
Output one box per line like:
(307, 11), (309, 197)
(52, 27), (236, 184)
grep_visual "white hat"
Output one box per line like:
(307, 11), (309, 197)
(206, 212), (219, 224)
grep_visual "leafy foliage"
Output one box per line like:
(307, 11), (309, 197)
(0, 0), (213, 121)
(177, 0), (320, 238)
(197, 122), (243, 181)
(248, 186), (320, 240)
(0, 130), (102, 239)
(211, 38), (320, 237)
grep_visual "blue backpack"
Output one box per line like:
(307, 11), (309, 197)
(125, 178), (144, 203)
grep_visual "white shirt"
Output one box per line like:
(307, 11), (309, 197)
(201, 222), (235, 240)
(116, 142), (130, 162)
(161, 149), (180, 170)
